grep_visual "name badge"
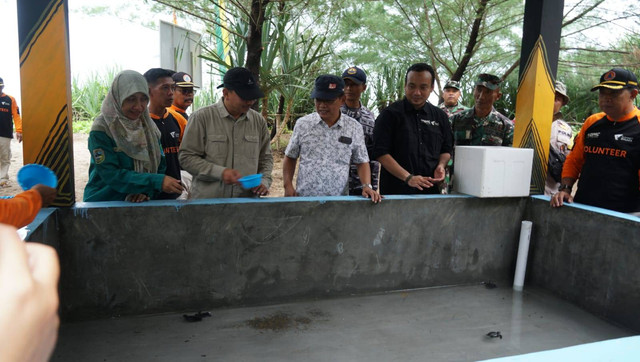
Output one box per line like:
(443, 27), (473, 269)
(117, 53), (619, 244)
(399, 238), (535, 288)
(338, 136), (352, 145)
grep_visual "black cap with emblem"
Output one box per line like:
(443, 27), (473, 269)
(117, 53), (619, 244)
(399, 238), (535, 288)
(342, 66), (367, 84)
(310, 75), (345, 100)
(217, 67), (265, 100)
(172, 72), (199, 88)
(591, 68), (639, 92)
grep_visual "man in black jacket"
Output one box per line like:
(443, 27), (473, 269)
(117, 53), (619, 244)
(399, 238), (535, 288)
(372, 63), (453, 195)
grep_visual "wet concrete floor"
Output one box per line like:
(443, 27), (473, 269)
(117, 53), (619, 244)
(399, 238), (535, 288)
(52, 284), (632, 361)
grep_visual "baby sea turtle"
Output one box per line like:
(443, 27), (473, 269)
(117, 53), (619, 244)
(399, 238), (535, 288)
(483, 281), (497, 289)
(183, 311), (212, 322)
(486, 331), (503, 339)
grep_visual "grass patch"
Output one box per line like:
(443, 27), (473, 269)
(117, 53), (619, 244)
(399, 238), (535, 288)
(73, 119), (93, 134)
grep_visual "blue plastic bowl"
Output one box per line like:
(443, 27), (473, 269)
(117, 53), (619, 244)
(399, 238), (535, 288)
(17, 164), (58, 191)
(238, 174), (262, 189)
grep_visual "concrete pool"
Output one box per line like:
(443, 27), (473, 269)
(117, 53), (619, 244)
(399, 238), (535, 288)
(25, 194), (640, 360)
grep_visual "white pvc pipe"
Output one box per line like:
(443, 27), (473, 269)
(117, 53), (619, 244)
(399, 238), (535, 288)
(513, 220), (533, 292)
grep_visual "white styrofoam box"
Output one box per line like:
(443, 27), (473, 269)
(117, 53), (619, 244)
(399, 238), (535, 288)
(453, 146), (533, 197)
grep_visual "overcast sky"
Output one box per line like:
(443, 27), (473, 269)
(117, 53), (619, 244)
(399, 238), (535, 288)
(0, 0), (633, 106)
(0, 0), (175, 104)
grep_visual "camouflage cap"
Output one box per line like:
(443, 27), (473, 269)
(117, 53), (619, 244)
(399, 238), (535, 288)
(555, 81), (569, 105)
(475, 73), (501, 90)
(444, 80), (461, 90)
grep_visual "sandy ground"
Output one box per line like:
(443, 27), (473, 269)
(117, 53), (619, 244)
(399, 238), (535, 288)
(0, 134), (287, 201)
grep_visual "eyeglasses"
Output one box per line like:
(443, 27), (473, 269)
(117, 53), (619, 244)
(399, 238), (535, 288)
(178, 88), (196, 95)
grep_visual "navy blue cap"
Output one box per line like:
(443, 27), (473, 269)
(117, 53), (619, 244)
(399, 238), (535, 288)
(217, 67), (265, 100)
(310, 75), (345, 100)
(591, 68), (639, 92)
(173, 72), (199, 88)
(342, 67), (367, 84)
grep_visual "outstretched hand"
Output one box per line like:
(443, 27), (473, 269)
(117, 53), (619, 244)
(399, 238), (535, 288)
(407, 175), (435, 190)
(31, 184), (57, 207)
(430, 165), (446, 182)
(0, 224), (60, 362)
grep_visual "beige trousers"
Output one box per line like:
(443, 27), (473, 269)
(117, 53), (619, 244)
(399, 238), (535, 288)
(0, 137), (12, 181)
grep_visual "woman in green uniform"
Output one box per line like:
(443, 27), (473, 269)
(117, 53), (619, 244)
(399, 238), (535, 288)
(83, 70), (183, 202)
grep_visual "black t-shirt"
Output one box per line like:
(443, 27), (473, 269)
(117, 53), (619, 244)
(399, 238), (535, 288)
(0, 94), (19, 139)
(151, 111), (182, 199)
(372, 98), (453, 195)
(575, 114), (640, 212)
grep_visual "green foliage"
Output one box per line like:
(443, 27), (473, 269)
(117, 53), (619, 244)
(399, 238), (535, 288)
(192, 63), (219, 112)
(559, 75), (599, 126)
(146, 0), (640, 127)
(73, 120), (93, 134)
(192, 89), (218, 111)
(373, 64), (407, 113)
(71, 69), (119, 128)
(493, 73), (518, 120)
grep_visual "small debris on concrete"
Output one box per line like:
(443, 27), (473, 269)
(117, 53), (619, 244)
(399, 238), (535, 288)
(306, 308), (326, 318)
(246, 311), (311, 332)
(483, 281), (497, 289)
(486, 331), (503, 339)
(183, 311), (212, 322)
(295, 316), (312, 325)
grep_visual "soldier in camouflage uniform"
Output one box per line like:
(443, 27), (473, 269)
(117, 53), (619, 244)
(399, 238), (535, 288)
(341, 66), (380, 195)
(450, 73), (514, 147)
(438, 80), (466, 117)
(438, 80), (466, 193)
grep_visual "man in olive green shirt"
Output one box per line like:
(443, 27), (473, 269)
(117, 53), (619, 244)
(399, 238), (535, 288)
(178, 67), (273, 198)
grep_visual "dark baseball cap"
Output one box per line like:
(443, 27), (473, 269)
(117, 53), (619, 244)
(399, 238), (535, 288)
(0, 77), (4, 86)
(444, 80), (461, 90)
(310, 75), (345, 100)
(342, 66), (367, 84)
(591, 68), (639, 92)
(217, 67), (265, 100)
(172, 72), (199, 88)
(475, 73), (501, 90)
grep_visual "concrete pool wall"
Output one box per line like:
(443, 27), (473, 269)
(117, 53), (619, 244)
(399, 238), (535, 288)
(525, 196), (640, 331)
(25, 195), (640, 332)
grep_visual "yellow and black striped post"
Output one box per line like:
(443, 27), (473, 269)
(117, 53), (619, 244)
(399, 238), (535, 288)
(514, 0), (564, 194)
(17, 0), (75, 205)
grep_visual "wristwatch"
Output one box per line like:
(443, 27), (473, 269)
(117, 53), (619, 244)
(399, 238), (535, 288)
(362, 183), (373, 189)
(558, 184), (572, 192)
